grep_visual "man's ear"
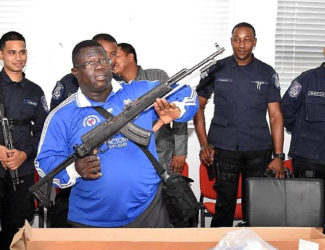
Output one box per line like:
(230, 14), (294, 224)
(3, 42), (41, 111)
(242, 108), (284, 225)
(71, 67), (78, 76)
(0, 50), (3, 60)
(128, 53), (134, 62)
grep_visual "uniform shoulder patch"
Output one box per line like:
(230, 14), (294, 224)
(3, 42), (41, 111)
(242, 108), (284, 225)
(52, 81), (64, 100)
(272, 73), (280, 90)
(288, 80), (302, 98)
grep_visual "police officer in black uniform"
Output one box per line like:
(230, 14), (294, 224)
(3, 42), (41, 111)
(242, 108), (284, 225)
(194, 22), (285, 227)
(281, 52), (325, 179)
(0, 31), (48, 249)
(48, 33), (121, 228)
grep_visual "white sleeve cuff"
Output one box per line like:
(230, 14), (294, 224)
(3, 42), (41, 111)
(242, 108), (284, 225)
(171, 101), (186, 118)
(66, 163), (81, 180)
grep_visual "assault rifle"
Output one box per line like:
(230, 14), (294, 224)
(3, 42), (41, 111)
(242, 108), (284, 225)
(29, 44), (225, 207)
(0, 104), (22, 191)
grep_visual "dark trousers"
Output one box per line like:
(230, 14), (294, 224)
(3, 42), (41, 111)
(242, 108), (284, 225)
(211, 148), (272, 227)
(0, 173), (35, 250)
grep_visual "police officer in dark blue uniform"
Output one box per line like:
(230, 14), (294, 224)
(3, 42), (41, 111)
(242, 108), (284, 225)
(194, 22), (285, 227)
(0, 31), (48, 249)
(282, 55), (325, 179)
(48, 33), (122, 228)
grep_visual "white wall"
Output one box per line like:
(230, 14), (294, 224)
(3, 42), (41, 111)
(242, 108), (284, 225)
(1, 0), (291, 203)
(7, 0), (232, 99)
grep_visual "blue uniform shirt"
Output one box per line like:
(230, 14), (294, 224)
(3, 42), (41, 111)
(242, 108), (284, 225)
(282, 63), (325, 163)
(197, 55), (281, 151)
(36, 80), (198, 227)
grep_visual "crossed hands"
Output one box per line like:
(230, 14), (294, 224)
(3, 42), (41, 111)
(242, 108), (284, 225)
(0, 145), (27, 170)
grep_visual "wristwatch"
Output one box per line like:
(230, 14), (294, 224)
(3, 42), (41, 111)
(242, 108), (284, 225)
(274, 153), (285, 161)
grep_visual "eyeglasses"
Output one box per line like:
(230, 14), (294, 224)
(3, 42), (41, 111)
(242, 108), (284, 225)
(74, 58), (112, 69)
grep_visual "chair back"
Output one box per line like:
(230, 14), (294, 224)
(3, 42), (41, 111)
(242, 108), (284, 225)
(283, 159), (294, 172)
(199, 163), (217, 199)
(199, 163), (243, 226)
(181, 162), (189, 177)
(199, 163), (242, 198)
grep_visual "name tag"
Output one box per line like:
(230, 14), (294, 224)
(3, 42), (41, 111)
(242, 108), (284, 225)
(23, 99), (37, 107)
(308, 91), (325, 97)
(216, 78), (233, 82)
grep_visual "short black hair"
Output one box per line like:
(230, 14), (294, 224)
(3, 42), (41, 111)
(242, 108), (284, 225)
(0, 31), (25, 50)
(92, 33), (117, 43)
(117, 43), (137, 63)
(72, 40), (103, 66)
(231, 22), (256, 38)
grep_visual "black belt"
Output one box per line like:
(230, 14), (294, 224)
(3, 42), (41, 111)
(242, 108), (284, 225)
(9, 119), (31, 126)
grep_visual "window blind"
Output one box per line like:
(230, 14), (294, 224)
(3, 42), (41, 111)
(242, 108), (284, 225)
(275, 0), (325, 90)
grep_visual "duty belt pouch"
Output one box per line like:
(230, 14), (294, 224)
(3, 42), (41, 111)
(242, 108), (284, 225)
(92, 106), (199, 227)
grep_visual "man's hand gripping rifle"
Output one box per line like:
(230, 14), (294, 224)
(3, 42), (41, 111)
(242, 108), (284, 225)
(29, 44), (225, 207)
(0, 104), (22, 191)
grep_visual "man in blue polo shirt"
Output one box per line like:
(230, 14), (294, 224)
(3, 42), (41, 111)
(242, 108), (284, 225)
(48, 33), (122, 228)
(194, 22), (284, 227)
(35, 40), (198, 227)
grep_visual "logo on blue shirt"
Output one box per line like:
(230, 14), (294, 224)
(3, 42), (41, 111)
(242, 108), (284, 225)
(83, 115), (100, 127)
(123, 98), (132, 107)
(98, 136), (129, 153)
